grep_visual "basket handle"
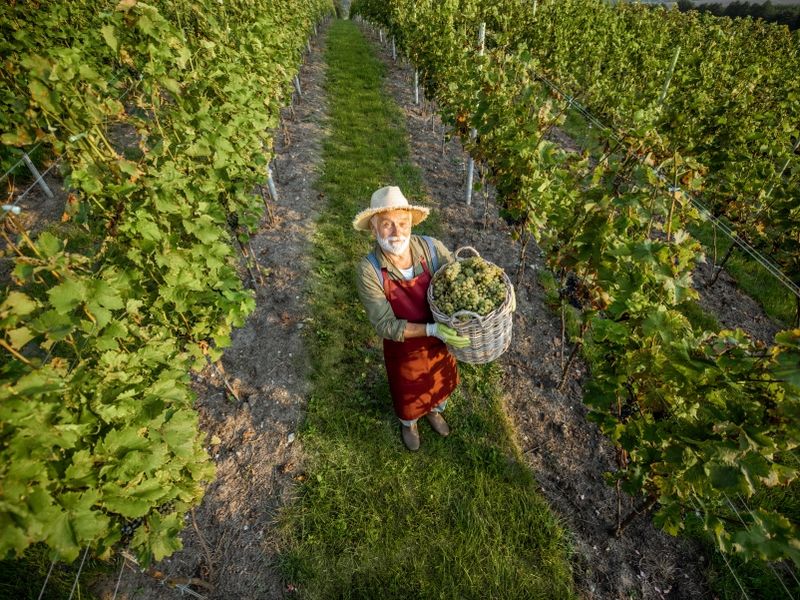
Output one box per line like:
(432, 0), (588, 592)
(454, 246), (481, 261)
(451, 309), (486, 324)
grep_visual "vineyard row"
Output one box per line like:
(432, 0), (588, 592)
(0, 0), (332, 564)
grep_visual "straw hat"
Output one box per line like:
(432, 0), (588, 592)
(352, 186), (430, 231)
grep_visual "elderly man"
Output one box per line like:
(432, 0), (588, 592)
(354, 186), (470, 451)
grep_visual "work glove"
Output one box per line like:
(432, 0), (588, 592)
(426, 323), (471, 349)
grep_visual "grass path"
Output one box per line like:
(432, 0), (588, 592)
(275, 20), (575, 599)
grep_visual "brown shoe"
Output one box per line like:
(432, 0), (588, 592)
(425, 412), (450, 437)
(401, 422), (420, 451)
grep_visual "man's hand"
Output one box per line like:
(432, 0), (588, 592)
(427, 323), (471, 348)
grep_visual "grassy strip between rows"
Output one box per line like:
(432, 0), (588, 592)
(275, 20), (575, 599)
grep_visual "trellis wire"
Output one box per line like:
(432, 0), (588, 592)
(37, 557), (58, 600)
(67, 546), (90, 600)
(526, 65), (800, 302)
(2, 73), (144, 221)
(22, 153), (54, 198)
(174, 583), (208, 599)
(3, 160), (61, 212)
(689, 496), (752, 600)
(0, 72), (142, 190)
(111, 554), (127, 600)
(725, 493), (797, 599)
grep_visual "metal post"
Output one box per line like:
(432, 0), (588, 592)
(22, 153), (54, 199)
(466, 23), (486, 205)
(658, 46), (682, 107)
(314, 23), (318, 36)
(466, 150), (475, 205)
(293, 75), (302, 98)
(379, 29), (383, 44)
(307, 40), (312, 53)
(414, 70), (419, 105)
(267, 166), (279, 202)
(533, 0), (538, 19)
(392, 37), (396, 61)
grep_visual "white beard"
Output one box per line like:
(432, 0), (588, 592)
(377, 234), (410, 255)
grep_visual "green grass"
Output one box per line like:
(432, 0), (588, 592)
(690, 219), (797, 327)
(0, 544), (110, 600)
(276, 20), (575, 599)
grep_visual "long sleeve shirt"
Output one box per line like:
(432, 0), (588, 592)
(355, 234), (453, 342)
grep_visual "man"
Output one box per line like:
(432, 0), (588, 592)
(354, 186), (470, 451)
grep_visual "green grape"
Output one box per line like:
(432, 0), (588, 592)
(432, 256), (508, 317)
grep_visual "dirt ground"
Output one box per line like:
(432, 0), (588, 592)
(93, 19), (332, 600)
(0, 167), (68, 281)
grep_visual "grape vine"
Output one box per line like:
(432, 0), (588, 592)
(0, 0), (331, 565)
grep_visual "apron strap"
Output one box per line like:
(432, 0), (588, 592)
(366, 252), (383, 288)
(420, 235), (439, 272)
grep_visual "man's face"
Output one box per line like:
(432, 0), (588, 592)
(372, 210), (412, 255)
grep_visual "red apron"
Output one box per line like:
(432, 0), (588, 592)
(381, 258), (459, 421)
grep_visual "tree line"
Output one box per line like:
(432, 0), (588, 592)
(676, 0), (800, 30)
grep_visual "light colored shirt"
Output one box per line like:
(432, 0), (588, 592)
(356, 234), (454, 342)
(398, 265), (415, 280)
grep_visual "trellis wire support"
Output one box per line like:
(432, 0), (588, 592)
(307, 40), (312, 54)
(314, 23), (318, 36)
(22, 153), (54, 199)
(392, 37), (397, 61)
(379, 28), (384, 44)
(68, 547), (90, 600)
(267, 166), (279, 202)
(532, 0), (538, 19)
(37, 558), (57, 600)
(414, 70), (419, 105)
(465, 130), (477, 205)
(658, 45), (682, 107)
(293, 75), (302, 98)
(465, 23), (486, 206)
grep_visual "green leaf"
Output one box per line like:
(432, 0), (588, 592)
(707, 464), (749, 493)
(1, 291), (39, 317)
(101, 25), (118, 52)
(47, 277), (86, 314)
(36, 232), (62, 258)
(7, 327), (35, 350)
(28, 79), (58, 113)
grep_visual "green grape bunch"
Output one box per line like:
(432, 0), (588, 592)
(431, 257), (508, 317)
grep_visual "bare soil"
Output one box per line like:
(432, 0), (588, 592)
(361, 23), (712, 600)
(694, 257), (785, 345)
(0, 168), (68, 281)
(93, 19), (332, 600)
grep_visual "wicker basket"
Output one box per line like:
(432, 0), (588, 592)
(427, 246), (515, 364)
